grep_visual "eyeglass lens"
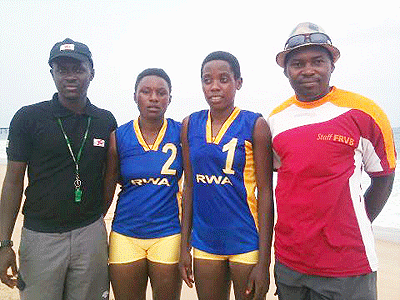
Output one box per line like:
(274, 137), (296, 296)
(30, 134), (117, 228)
(286, 33), (330, 49)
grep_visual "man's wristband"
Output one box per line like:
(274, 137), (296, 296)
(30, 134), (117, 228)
(0, 240), (13, 249)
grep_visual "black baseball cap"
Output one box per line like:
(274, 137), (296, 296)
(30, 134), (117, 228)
(48, 38), (93, 67)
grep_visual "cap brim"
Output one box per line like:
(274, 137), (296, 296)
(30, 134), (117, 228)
(48, 52), (91, 66)
(276, 43), (340, 68)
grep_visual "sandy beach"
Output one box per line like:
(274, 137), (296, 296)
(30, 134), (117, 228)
(0, 164), (399, 299)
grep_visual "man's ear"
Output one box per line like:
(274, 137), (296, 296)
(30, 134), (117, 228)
(236, 77), (243, 90)
(90, 68), (95, 81)
(283, 67), (289, 78)
(331, 62), (335, 73)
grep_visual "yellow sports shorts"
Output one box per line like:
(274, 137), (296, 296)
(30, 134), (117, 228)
(109, 231), (181, 264)
(193, 248), (259, 265)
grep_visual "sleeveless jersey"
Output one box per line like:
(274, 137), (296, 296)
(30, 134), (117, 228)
(112, 118), (182, 239)
(188, 107), (262, 255)
(268, 87), (396, 277)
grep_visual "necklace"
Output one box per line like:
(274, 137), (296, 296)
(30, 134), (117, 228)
(57, 116), (91, 202)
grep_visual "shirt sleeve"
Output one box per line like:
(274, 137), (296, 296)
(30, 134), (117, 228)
(359, 109), (397, 177)
(6, 106), (33, 162)
(107, 110), (118, 131)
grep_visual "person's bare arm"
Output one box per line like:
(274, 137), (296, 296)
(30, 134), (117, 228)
(246, 117), (274, 299)
(102, 131), (119, 216)
(0, 161), (26, 288)
(365, 173), (395, 222)
(178, 117), (194, 288)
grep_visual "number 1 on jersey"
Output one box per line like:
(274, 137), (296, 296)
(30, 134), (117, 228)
(222, 138), (237, 175)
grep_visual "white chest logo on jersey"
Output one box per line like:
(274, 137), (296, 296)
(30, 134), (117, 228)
(131, 177), (171, 187)
(196, 174), (233, 185)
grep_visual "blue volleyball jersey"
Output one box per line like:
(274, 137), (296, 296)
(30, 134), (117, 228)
(188, 107), (262, 255)
(112, 118), (182, 239)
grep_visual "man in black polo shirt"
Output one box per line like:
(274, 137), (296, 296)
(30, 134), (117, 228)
(0, 38), (117, 299)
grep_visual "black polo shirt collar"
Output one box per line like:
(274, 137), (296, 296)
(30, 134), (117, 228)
(50, 93), (102, 119)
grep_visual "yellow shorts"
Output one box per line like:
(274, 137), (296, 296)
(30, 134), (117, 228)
(109, 231), (181, 264)
(193, 248), (259, 265)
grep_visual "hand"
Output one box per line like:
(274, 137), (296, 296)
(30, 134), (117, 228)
(0, 247), (18, 288)
(245, 263), (269, 300)
(178, 248), (194, 288)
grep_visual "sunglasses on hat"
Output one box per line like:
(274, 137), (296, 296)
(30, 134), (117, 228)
(285, 33), (332, 50)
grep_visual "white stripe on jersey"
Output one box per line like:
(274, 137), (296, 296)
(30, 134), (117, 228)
(268, 102), (351, 139)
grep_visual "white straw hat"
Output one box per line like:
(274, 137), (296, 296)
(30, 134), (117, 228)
(276, 22), (340, 68)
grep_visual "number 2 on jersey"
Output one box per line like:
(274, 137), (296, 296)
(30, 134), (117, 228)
(161, 143), (177, 175)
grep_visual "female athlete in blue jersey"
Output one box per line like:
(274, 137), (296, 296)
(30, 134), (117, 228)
(179, 51), (274, 299)
(103, 68), (183, 299)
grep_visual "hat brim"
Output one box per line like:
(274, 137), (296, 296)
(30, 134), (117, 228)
(48, 52), (91, 66)
(276, 43), (340, 68)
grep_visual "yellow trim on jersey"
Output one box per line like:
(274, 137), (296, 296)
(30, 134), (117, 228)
(269, 97), (296, 117)
(244, 140), (258, 229)
(329, 88), (396, 169)
(177, 175), (183, 220)
(133, 119), (168, 151)
(206, 107), (241, 144)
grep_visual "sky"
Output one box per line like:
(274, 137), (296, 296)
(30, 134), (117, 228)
(1, 0), (399, 128)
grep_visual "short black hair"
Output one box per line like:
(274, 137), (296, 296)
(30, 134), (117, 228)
(201, 51), (241, 79)
(284, 45), (334, 67)
(134, 68), (172, 93)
